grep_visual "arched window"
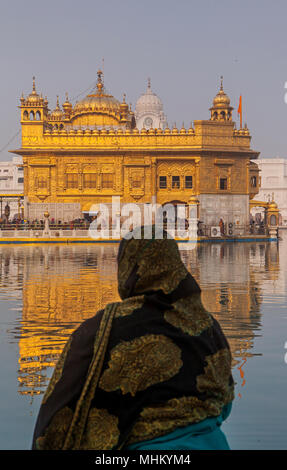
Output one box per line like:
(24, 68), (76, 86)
(220, 111), (226, 120)
(29, 111), (35, 120)
(213, 111), (218, 120)
(53, 124), (58, 130)
(35, 111), (41, 121)
(251, 176), (257, 188)
(59, 123), (64, 130)
(23, 110), (28, 120)
(270, 214), (277, 226)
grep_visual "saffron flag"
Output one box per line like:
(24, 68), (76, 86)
(237, 95), (242, 128)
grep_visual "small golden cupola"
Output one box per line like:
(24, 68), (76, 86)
(19, 77), (48, 122)
(210, 76), (233, 122)
(50, 96), (64, 121)
(120, 93), (129, 124)
(62, 92), (73, 119)
(26, 76), (41, 104)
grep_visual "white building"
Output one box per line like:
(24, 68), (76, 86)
(0, 156), (24, 219)
(135, 78), (167, 130)
(253, 158), (287, 225)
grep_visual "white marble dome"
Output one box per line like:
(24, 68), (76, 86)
(135, 79), (167, 130)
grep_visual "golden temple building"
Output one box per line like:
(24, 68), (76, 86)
(11, 72), (260, 227)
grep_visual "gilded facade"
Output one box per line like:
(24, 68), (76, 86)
(11, 72), (260, 226)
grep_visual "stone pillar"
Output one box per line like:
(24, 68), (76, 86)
(188, 196), (199, 238)
(266, 199), (279, 238)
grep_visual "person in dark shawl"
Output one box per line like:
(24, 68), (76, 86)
(32, 225), (234, 450)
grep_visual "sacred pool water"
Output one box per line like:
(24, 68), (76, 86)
(0, 233), (287, 450)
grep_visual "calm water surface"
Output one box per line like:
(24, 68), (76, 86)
(0, 233), (287, 450)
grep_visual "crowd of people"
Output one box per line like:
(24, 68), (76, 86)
(0, 217), (91, 230)
(0, 214), (267, 236)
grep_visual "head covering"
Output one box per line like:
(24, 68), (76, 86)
(32, 226), (234, 450)
(117, 225), (198, 299)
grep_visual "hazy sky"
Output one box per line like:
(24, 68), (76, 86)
(1, 0), (287, 160)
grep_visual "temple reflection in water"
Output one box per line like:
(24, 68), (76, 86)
(0, 240), (281, 398)
(193, 243), (278, 344)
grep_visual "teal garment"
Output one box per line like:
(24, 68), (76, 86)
(127, 403), (232, 451)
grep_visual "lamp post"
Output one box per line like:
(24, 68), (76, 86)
(20, 204), (24, 221)
(43, 210), (50, 237)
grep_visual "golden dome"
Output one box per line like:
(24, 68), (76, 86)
(70, 69), (135, 128)
(268, 200), (278, 210)
(210, 76), (233, 122)
(50, 96), (63, 120)
(27, 76), (41, 103)
(74, 94), (121, 113)
(63, 92), (72, 107)
(62, 92), (72, 118)
(212, 77), (231, 108)
(73, 70), (121, 116)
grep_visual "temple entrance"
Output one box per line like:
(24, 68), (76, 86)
(156, 200), (188, 232)
(159, 200), (188, 219)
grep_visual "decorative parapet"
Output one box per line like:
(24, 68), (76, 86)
(20, 124), (252, 150)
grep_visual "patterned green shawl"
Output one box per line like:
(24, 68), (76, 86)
(32, 226), (234, 450)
